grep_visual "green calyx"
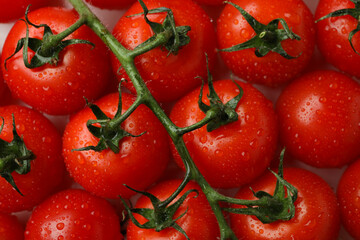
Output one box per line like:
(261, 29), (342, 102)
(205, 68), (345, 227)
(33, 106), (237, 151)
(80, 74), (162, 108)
(73, 85), (144, 154)
(219, 1), (301, 59)
(316, 0), (360, 54)
(198, 55), (243, 132)
(0, 115), (35, 196)
(4, 6), (93, 69)
(223, 148), (298, 223)
(121, 185), (198, 240)
(128, 0), (191, 55)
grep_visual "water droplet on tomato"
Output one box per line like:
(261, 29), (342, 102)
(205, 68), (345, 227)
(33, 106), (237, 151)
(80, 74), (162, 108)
(56, 223), (65, 230)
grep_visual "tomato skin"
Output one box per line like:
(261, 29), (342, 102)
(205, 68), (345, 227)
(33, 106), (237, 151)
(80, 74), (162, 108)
(337, 158), (360, 239)
(1, 7), (113, 115)
(127, 179), (220, 240)
(193, 0), (224, 6)
(170, 80), (278, 188)
(0, 213), (24, 240)
(315, 0), (360, 78)
(0, 0), (50, 23)
(217, 0), (315, 86)
(230, 167), (340, 240)
(85, 0), (136, 9)
(24, 189), (123, 240)
(0, 105), (64, 213)
(276, 70), (360, 168)
(111, 0), (217, 102)
(63, 92), (170, 199)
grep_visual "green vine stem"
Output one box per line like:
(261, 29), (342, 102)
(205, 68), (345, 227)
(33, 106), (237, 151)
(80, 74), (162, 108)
(67, 1), (296, 239)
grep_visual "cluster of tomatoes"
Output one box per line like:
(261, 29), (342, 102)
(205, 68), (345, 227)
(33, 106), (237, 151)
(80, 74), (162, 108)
(0, 0), (359, 239)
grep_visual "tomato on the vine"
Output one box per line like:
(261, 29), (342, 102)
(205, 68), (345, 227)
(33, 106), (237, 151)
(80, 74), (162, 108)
(170, 79), (278, 188)
(0, 0), (52, 23)
(85, 0), (136, 9)
(193, 0), (224, 6)
(63, 92), (170, 199)
(315, 0), (360, 78)
(276, 70), (360, 168)
(230, 167), (340, 240)
(111, 0), (217, 102)
(1, 7), (113, 115)
(0, 213), (24, 240)
(24, 189), (123, 240)
(337, 158), (360, 239)
(217, 0), (315, 86)
(126, 179), (220, 239)
(0, 105), (64, 213)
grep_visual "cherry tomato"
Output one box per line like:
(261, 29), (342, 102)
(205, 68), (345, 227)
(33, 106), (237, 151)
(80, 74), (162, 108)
(0, 213), (24, 240)
(170, 79), (278, 188)
(193, 0), (224, 6)
(1, 7), (113, 115)
(63, 92), (170, 199)
(127, 179), (220, 239)
(337, 158), (360, 239)
(85, 0), (136, 9)
(0, 60), (5, 98)
(276, 70), (360, 168)
(24, 189), (123, 240)
(230, 167), (340, 240)
(0, 105), (64, 213)
(0, 0), (50, 23)
(315, 0), (360, 78)
(217, 0), (315, 86)
(111, 0), (217, 102)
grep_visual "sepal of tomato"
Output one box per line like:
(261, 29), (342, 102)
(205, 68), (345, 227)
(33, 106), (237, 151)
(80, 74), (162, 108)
(126, 180), (220, 240)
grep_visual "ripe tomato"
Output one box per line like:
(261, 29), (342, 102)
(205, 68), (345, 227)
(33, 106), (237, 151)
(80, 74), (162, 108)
(337, 158), (360, 239)
(230, 167), (340, 240)
(1, 7), (113, 115)
(0, 105), (64, 213)
(0, 213), (24, 240)
(111, 0), (217, 102)
(193, 0), (223, 6)
(24, 189), (123, 240)
(63, 92), (170, 199)
(126, 179), (220, 239)
(0, 60), (5, 98)
(315, 0), (360, 78)
(276, 70), (360, 168)
(0, 0), (50, 23)
(170, 79), (278, 188)
(85, 0), (136, 9)
(217, 0), (315, 86)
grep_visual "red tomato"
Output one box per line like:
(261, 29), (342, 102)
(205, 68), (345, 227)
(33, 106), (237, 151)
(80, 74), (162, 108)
(315, 0), (360, 78)
(193, 0), (224, 6)
(0, 60), (4, 98)
(24, 189), (123, 240)
(85, 0), (136, 9)
(0, 105), (64, 213)
(337, 158), (360, 239)
(127, 179), (220, 239)
(1, 7), (113, 115)
(0, 213), (24, 240)
(230, 167), (340, 240)
(111, 0), (217, 102)
(63, 92), (170, 199)
(217, 0), (315, 86)
(276, 70), (360, 168)
(0, 0), (50, 23)
(170, 79), (278, 188)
